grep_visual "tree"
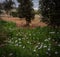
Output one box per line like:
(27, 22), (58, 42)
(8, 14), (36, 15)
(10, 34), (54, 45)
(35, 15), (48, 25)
(17, 0), (35, 26)
(0, 3), (3, 18)
(3, 0), (15, 15)
(39, 0), (60, 28)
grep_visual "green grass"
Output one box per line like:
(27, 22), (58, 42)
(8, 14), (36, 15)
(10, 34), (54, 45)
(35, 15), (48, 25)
(0, 20), (60, 57)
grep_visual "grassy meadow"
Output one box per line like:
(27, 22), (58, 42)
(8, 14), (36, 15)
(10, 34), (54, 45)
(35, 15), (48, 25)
(0, 20), (60, 57)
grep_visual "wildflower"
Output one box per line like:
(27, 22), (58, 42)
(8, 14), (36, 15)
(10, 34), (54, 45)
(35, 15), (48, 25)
(33, 49), (36, 52)
(35, 45), (38, 49)
(23, 46), (25, 49)
(36, 54), (39, 56)
(46, 52), (49, 54)
(44, 39), (49, 41)
(19, 45), (22, 47)
(16, 34), (19, 36)
(37, 42), (40, 45)
(29, 33), (31, 36)
(15, 44), (18, 46)
(47, 48), (50, 51)
(43, 45), (47, 48)
(15, 40), (18, 43)
(58, 44), (60, 47)
(9, 53), (13, 56)
(49, 31), (55, 34)
(55, 51), (58, 54)
(38, 43), (43, 49)
(19, 38), (21, 41)
(48, 38), (51, 40)
(27, 41), (30, 44)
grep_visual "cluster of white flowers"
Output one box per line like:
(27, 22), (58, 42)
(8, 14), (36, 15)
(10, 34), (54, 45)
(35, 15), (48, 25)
(49, 31), (55, 34)
(38, 43), (44, 49)
(9, 53), (13, 56)
(44, 38), (51, 42)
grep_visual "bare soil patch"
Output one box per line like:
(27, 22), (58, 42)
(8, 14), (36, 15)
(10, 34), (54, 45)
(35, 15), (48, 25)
(1, 14), (47, 28)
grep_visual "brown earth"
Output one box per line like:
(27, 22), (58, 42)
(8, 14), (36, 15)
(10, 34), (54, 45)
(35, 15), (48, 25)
(1, 14), (47, 28)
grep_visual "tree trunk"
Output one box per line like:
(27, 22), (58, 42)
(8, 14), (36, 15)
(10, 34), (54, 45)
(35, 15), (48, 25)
(26, 21), (30, 27)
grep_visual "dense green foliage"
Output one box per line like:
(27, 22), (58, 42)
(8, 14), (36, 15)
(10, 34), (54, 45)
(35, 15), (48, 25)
(17, 0), (35, 26)
(10, 12), (18, 17)
(0, 20), (60, 57)
(39, 0), (60, 27)
(0, 20), (16, 46)
(0, 3), (3, 15)
(3, 0), (15, 14)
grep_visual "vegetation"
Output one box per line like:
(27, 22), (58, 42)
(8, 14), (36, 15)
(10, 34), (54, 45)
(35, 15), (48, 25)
(0, 20), (60, 57)
(3, 0), (15, 15)
(0, 0), (60, 57)
(17, 0), (35, 26)
(39, 0), (60, 28)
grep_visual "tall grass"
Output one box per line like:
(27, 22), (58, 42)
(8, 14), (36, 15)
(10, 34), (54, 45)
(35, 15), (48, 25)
(0, 20), (60, 57)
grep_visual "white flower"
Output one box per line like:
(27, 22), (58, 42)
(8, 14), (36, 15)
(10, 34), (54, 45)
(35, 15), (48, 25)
(33, 49), (36, 52)
(43, 45), (47, 48)
(46, 52), (49, 54)
(15, 40), (18, 43)
(49, 32), (55, 34)
(15, 44), (18, 46)
(58, 44), (60, 47)
(19, 45), (22, 47)
(16, 34), (19, 36)
(48, 38), (51, 40)
(37, 42), (40, 45)
(29, 34), (31, 36)
(44, 39), (49, 41)
(35, 45), (38, 49)
(19, 38), (21, 41)
(27, 41), (30, 44)
(23, 46), (25, 49)
(47, 48), (50, 51)
(9, 53), (13, 56)
(38, 43), (43, 49)
(55, 51), (58, 54)
(36, 54), (39, 56)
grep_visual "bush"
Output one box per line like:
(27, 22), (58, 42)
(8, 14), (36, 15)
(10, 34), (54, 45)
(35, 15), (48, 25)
(10, 12), (18, 17)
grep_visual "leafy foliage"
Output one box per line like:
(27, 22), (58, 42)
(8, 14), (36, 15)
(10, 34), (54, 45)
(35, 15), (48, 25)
(39, 0), (60, 27)
(17, 0), (35, 26)
(3, 0), (15, 14)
